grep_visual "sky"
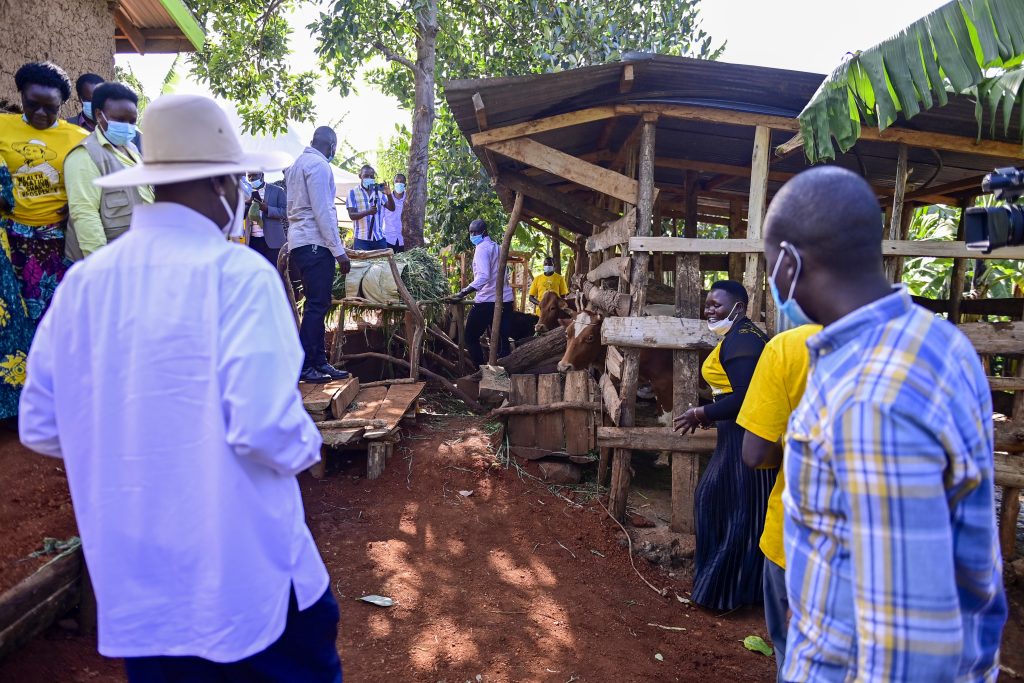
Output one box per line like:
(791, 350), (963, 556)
(116, 0), (950, 165)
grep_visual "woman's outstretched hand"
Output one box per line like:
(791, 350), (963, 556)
(673, 407), (708, 434)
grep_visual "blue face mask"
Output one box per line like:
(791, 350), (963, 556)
(470, 234), (485, 246)
(83, 102), (93, 120)
(362, 177), (376, 189)
(250, 178), (264, 189)
(394, 182), (406, 193)
(239, 176), (253, 201)
(103, 120), (137, 147)
(769, 241), (815, 330)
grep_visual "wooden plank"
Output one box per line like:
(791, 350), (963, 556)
(472, 92), (488, 131)
(1001, 487), (1021, 560)
(563, 370), (594, 456)
(581, 281), (630, 317)
(990, 377), (1024, 392)
(509, 375), (538, 454)
(600, 373), (622, 426)
(328, 377), (360, 418)
(470, 105), (617, 146)
(995, 453), (1024, 488)
(655, 156), (795, 184)
(0, 546), (82, 661)
(299, 378), (353, 415)
(536, 374), (565, 452)
(743, 126), (771, 323)
(602, 316), (721, 350)
(597, 426), (717, 452)
(320, 428), (365, 449)
(775, 132), (803, 156)
(960, 323), (1024, 354)
(885, 144), (910, 283)
(587, 256), (628, 283)
(629, 236), (1024, 261)
(728, 200), (745, 282)
(619, 63), (635, 94)
(586, 208), (635, 252)
(112, 8), (147, 54)
(487, 138), (640, 205)
(498, 171), (617, 227)
(365, 382), (426, 438)
(606, 346), (624, 380)
(346, 386), (389, 421)
(366, 441), (389, 480)
(672, 452), (700, 534)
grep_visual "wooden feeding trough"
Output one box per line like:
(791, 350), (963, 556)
(300, 378), (425, 480)
(446, 53), (1024, 561)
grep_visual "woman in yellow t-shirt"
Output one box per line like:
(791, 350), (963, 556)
(0, 62), (88, 327)
(674, 279), (773, 611)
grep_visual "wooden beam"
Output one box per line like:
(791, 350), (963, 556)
(523, 218), (576, 249)
(656, 156), (795, 184)
(602, 316), (721, 350)
(586, 207), (635, 252)
(112, 8), (147, 54)
(498, 171), (616, 227)
(470, 106), (617, 146)
(472, 92), (488, 131)
(619, 63), (635, 94)
(744, 126), (771, 323)
(775, 132), (804, 156)
(994, 452), (1024, 488)
(521, 198), (592, 236)
(960, 322), (1024, 354)
(906, 175), (986, 201)
(580, 281), (630, 317)
(597, 426), (717, 452)
(587, 256), (628, 283)
(885, 144), (910, 282)
(628, 236), (1024, 260)
(487, 138), (640, 205)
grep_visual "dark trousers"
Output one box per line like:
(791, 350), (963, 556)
(250, 235), (280, 268)
(124, 587), (342, 683)
(763, 558), (788, 682)
(352, 237), (387, 251)
(465, 301), (512, 366)
(387, 241), (404, 253)
(291, 244), (335, 369)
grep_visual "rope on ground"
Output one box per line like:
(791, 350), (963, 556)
(597, 498), (668, 597)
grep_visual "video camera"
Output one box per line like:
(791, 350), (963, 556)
(965, 167), (1024, 253)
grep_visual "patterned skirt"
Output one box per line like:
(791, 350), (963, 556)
(2, 218), (70, 324)
(691, 416), (776, 611)
(0, 228), (34, 419)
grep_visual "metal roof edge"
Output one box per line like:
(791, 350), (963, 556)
(157, 0), (205, 51)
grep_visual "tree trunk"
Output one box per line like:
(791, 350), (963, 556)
(402, 0), (438, 249)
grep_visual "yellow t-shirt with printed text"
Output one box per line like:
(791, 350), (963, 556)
(0, 114), (88, 226)
(528, 272), (568, 312)
(736, 324), (822, 569)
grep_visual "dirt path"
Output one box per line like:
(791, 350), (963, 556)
(3, 418), (1024, 682)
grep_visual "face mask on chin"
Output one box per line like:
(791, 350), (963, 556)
(769, 241), (815, 330)
(707, 302), (741, 336)
(218, 177), (246, 239)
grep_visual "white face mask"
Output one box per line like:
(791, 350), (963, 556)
(543, 266), (554, 275)
(219, 179), (246, 238)
(707, 302), (741, 336)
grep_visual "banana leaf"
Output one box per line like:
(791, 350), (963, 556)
(799, 0), (1024, 163)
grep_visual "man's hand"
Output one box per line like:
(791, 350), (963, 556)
(336, 255), (351, 275)
(259, 201), (269, 212)
(381, 181), (392, 196)
(673, 407), (708, 434)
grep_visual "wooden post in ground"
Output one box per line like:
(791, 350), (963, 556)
(743, 126), (771, 322)
(672, 169), (702, 534)
(563, 370), (594, 456)
(1003, 356), (1024, 561)
(536, 373), (565, 452)
(489, 193), (525, 365)
(610, 113), (658, 521)
(948, 197), (974, 322)
(728, 199), (745, 282)
(367, 441), (388, 480)
(885, 144), (910, 283)
(386, 252), (425, 379)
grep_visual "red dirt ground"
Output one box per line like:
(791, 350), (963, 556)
(3, 418), (1024, 682)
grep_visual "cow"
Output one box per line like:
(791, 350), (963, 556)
(534, 290), (574, 334)
(556, 310), (675, 427)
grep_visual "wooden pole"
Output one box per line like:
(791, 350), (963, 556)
(276, 245), (300, 330)
(343, 352), (485, 414)
(728, 199), (744, 282)
(743, 126), (771, 322)
(489, 192), (525, 365)
(885, 143), (910, 283)
(948, 197), (973, 322)
(610, 113), (658, 521)
(384, 252), (425, 380)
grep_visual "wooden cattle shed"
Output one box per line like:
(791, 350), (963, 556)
(445, 53), (1024, 558)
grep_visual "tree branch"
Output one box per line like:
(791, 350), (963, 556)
(373, 40), (418, 73)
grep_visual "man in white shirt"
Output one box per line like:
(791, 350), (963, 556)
(446, 218), (513, 365)
(18, 94), (342, 683)
(381, 172), (406, 253)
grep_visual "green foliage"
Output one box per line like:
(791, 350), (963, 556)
(112, 64), (151, 118)
(799, 0), (1024, 163)
(184, 0), (318, 134)
(902, 205), (960, 299)
(375, 125), (412, 182)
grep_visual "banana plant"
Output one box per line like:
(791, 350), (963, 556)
(799, 0), (1024, 163)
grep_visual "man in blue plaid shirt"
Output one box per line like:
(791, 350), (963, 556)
(763, 167), (1006, 682)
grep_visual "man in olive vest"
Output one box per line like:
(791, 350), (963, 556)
(65, 82), (153, 261)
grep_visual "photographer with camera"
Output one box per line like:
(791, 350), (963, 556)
(347, 164), (394, 251)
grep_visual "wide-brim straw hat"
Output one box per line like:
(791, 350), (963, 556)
(95, 94), (292, 188)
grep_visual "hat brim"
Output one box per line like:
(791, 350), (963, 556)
(94, 151), (293, 188)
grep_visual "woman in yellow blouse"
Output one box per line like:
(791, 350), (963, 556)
(674, 279), (773, 611)
(0, 62), (87, 327)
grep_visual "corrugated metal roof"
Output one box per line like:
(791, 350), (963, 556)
(445, 54), (1020, 230)
(116, 0), (204, 54)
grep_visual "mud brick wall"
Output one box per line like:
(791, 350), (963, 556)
(0, 0), (115, 117)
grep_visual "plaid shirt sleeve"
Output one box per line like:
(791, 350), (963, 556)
(831, 400), (965, 680)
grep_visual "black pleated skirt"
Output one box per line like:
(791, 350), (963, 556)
(691, 416), (776, 611)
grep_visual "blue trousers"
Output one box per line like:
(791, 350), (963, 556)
(352, 237), (387, 251)
(763, 558), (788, 682)
(124, 587), (342, 683)
(291, 244), (335, 369)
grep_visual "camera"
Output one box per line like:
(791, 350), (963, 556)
(965, 167), (1024, 253)
(368, 182), (386, 192)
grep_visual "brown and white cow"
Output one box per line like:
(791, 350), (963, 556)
(534, 290), (574, 334)
(556, 310), (675, 426)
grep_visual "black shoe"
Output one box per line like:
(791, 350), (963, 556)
(300, 367), (332, 384)
(316, 363), (350, 380)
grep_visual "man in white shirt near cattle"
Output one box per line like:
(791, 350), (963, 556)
(18, 94), (342, 683)
(446, 218), (514, 365)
